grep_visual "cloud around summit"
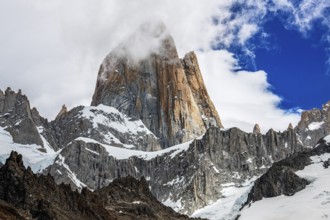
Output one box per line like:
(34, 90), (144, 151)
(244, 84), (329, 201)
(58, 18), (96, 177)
(0, 0), (329, 132)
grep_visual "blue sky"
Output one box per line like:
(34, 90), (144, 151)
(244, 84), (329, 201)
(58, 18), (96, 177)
(0, 0), (329, 132)
(249, 16), (329, 110)
(225, 1), (330, 111)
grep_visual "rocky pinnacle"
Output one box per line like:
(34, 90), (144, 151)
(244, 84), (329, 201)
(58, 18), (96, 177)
(91, 23), (222, 148)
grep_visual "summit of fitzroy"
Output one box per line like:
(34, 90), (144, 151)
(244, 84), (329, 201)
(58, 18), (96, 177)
(91, 22), (223, 149)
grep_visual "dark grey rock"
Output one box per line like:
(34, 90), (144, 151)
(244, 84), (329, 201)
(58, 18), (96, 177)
(241, 137), (330, 211)
(0, 88), (46, 148)
(295, 101), (330, 147)
(0, 151), (197, 220)
(48, 126), (304, 214)
(52, 105), (161, 151)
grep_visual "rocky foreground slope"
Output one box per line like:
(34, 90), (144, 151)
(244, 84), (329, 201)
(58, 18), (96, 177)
(237, 137), (330, 220)
(0, 151), (197, 220)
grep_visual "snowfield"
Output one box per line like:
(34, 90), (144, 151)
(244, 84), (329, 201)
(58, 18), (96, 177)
(191, 178), (257, 220)
(80, 104), (155, 136)
(239, 153), (330, 220)
(0, 127), (59, 173)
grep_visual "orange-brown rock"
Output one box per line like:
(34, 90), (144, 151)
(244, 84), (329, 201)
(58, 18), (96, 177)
(181, 52), (222, 128)
(91, 28), (222, 148)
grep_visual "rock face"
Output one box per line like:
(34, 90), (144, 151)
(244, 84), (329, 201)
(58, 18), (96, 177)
(0, 151), (197, 220)
(241, 138), (330, 211)
(52, 105), (161, 151)
(0, 88), (44, 147)
(0, 88), (59, 152)
(48, 126), (304, 214)
(253, 124), (261, 134)
(295, 100), (330, 147)
(91, 24), (222, 148)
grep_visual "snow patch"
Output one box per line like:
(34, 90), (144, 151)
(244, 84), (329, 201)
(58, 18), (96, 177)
(75, 137), (193, 160)
(85, 147), (99, 156)
(163, 195), (182, 212)
(324, 135), (330, 144)
(55, 154), (87, 189)
(164, 176), (185, 186)
(132, 201), (142, 204)
(192, 177), (257, 220)
(308, 121), (324, 130)
(80, 104), (154, 136)
(0, 127), (59, 173)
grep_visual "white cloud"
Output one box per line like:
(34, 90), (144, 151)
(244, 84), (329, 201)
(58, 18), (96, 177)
(2, 0), (326, 133)
(197, 50), (300, 133)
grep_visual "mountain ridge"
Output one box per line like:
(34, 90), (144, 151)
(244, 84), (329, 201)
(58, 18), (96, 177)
(0, 151), (198, 220)
(0, 26), (330, 219)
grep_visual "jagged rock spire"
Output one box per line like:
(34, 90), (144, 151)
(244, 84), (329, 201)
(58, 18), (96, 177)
(91, 23), (222, 148)
(288, 123), (293, 130)
(55, 104), (68, 121)
(253, 124), (261, 134)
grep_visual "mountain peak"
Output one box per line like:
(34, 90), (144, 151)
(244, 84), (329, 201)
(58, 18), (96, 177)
(91, 30), (222, 148)
(253, 124), (261, 134)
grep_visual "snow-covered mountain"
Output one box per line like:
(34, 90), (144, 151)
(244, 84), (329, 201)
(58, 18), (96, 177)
(1, 24), (330, 219)
(0, 87), (311, 216)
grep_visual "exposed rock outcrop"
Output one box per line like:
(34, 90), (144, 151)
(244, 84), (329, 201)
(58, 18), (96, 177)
(52, 105), (161, 151)
(241, 137), (330, 210)
(181, 52), (222, 128)
(253, 124), (261, 134)
(0, 151), (197, 220)
(91, 24), (222, 148)
(48, 126), (304, 214)
(0, 88), (43, 147)
(0, 88), (59, 151)
(295, 100), (330, 147)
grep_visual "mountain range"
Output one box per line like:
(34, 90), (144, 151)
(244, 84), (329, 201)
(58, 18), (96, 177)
(0, 23), (329, 219)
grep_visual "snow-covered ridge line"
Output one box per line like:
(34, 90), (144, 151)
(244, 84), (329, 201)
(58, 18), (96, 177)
(80, 104), (155, 136)
(74, 137), (195, 160)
